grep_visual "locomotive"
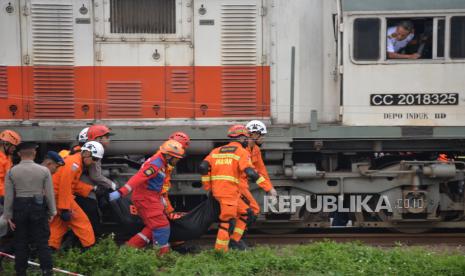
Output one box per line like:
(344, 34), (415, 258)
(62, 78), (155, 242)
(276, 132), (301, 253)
(1, 0), (465, 233)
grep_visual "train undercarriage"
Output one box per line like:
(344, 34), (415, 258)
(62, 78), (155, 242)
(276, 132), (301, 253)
(9, 123), (465, 233)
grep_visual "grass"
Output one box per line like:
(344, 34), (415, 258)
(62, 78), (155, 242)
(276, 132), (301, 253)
(2, 237), (465, 275)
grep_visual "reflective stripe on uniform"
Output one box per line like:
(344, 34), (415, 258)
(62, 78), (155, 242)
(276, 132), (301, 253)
(201, 176), (211, 182)
(124, 184), (132, 192)
(137, 232), (150, 244)
(215, 239), (229, 246)
(233, 227), (244, 235)
(211, 153), (241, 161)
(211, 175), (240, 184)
(256, 176), (265, 184)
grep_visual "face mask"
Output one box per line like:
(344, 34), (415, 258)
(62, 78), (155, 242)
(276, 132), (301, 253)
(240, 140), (248, 148)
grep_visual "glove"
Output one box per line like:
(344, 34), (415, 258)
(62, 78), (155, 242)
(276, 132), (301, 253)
(268, 188), (278, 197)
(109, 190), (121, 202)
(60, 210), (72, 222)
(167, 212), (183, 220)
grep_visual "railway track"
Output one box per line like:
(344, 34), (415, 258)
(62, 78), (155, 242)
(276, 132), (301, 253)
(197, 233), (465, 247)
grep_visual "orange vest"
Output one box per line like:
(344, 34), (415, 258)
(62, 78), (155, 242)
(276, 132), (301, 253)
(247, 145), (273, 192)
(52, 152), (83, 210)
(0, 151), (12, 197)
(202, 142), (252, 203)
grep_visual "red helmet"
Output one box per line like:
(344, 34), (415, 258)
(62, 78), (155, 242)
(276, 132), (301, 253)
(87, 125), (113, 141)
(0, 130), (21, 146)
(169, 132), (190, 148)
(160, 140), (185, 159)
(227, 125), (249, 138)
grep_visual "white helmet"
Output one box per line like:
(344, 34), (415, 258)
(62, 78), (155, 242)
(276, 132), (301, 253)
(78, 127), (89, 143)
(81, 141), (104, 159)
(246, 120), (267, 134)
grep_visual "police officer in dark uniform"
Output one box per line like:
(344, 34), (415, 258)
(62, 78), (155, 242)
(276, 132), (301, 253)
(3, 142), (57, 276)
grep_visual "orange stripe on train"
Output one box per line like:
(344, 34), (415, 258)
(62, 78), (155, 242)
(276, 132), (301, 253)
(0, 66), (270, 120)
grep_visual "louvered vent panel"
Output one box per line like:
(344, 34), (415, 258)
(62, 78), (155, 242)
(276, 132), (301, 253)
(31, 3), (75, 118)
(0, 66), (7, 99)
(107, 81), (142, 117)
(221, 4), (257, 65)
(167, 69), (193, 93)
(221, 4), (258, 116)
(222, 67), (257, 116)
(32, 66), (75, 118)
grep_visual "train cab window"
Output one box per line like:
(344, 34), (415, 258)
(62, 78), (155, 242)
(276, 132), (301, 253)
(450, 17), (465, 59)
(353, 18), (380, 60)
(386, 18), (434, 60)
(110, 0), (176, 34)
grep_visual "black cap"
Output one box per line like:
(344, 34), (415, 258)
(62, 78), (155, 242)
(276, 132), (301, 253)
(17, 142), (38, 151)
(45, 151), (65, 166)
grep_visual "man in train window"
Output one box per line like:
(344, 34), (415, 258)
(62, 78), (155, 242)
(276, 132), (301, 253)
(387, 21), (420, 59)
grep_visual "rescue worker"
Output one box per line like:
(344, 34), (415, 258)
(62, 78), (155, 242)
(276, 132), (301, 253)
(3, 142), (56, 276)
(42, 151), (65, 174)
(163, 132), (190, 216)
(126, 132), (190, 249)
(108, 140), (185, 255)
(228, 121), (278, 249)
(77, 125), (117, 237)
(48, 141), (104, 250)
(199, 125), (261, 251)
(58, 127), (89, 158)
(0, 130), (21, 204)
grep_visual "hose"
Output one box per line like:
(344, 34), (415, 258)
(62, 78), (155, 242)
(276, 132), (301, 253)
(0, 251), (85, 276)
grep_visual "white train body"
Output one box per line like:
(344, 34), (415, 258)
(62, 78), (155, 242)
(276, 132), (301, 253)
(1, 0), (464, 126)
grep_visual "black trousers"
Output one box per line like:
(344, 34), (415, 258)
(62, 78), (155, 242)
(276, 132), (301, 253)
(75, 196), (101, 237)
(13, 197), (52, 274)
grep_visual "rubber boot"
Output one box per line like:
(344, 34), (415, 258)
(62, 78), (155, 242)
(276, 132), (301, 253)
(158, 246), (170, 256)
(229, 239), (248, 251)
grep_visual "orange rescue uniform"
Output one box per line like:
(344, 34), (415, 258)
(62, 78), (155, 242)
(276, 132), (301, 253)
(249, 145), (273, 192)
(239, 145), (273, 214)
(0, 151), (12, 197)
(58, 145), (81, 159)
(49, 152), (95, 249)
(201, 141), (253, 251)
(231, 145), (274, 242)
